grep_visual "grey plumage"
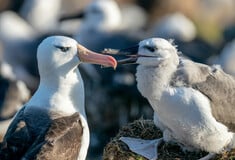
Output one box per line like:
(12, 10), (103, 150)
(171, 59), (235, 131)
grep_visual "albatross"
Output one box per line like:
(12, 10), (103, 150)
(104, 38), (235, 160)
(0, 36), (117, 160)
(60, 0), (143, 52)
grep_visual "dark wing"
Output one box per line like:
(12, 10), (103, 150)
(23, 112), (83, 160)
(172, 58), (235, 131)
(0, 106), (31, 160)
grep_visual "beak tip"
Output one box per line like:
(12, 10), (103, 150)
(113, 64), (117, 70)
(110, 56), (117, 69)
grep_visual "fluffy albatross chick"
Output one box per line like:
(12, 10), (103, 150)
(0, 36), (117, 160)
(104, 38), (235, 160)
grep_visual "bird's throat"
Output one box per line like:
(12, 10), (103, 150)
(136, 64), (177, 101)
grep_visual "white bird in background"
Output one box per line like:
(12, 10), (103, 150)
(119, 3), (147, 32)
(0, 11), (36, 42)
(60, 0), (144, 52)
(153, 12), (196, 42)
(216, 39), (235, 76)
(0, 36), (117, 160)
(72, 0), (122, 50)
(19, 0), (62, 33)
(104, 38), (235, 160)
(152, 12), (216, 64)
(0, 11), (39, 90)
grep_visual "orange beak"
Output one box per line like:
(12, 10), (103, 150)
(77, 44), (117, 69)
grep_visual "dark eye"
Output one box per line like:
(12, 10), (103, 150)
(91, 8), (100, 14)
(54, 45), (70, 52)
(143, 45), (156, 52)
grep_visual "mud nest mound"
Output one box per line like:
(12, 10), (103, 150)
(103, 119), (235, 160)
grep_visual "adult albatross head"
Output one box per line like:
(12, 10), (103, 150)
(37, 36), (117, 77)
(31, 35), (117, 118)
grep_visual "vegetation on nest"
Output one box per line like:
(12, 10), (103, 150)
(103, 119), (235, 160)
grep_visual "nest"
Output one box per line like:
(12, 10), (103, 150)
(103, 119), (235, 160)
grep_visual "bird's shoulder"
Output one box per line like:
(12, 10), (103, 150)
(170, 58), (212, 87)
(171, 58), (235, 99)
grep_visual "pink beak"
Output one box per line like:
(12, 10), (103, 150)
(77, 44), (117, 69)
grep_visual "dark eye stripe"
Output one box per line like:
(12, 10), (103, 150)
(143, 45), (156, 52)
(54, 45), (71, 52)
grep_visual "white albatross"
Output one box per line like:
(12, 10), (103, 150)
(0, 36), (117, 160)
(104, 38), (235, 160)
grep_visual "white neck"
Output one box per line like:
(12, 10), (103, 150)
(136, 63), (177, 102)
(27, 68), (86, 118)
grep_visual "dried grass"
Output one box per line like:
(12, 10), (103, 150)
(103, 119), (235, 160)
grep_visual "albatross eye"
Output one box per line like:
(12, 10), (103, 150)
(54, 45), (71, 52)
(143, 45), (156, 52)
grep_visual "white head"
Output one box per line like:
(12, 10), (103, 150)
(116, 38), (179, 68)
(28, 36), (116, 116)
(37, 36), (117, 79)
(108, 38), (180, 100)
(81, 0), (122, 31)
(137, 38), (179, 67)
